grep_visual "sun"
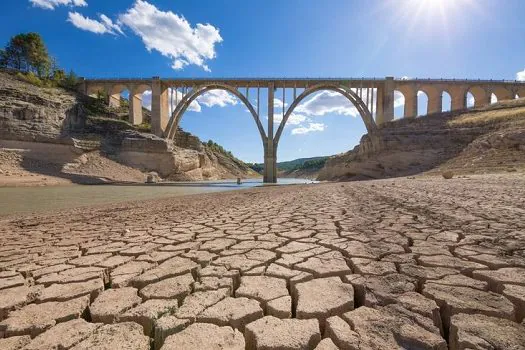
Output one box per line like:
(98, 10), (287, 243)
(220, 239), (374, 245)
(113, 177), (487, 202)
(383, 0), (478, 37)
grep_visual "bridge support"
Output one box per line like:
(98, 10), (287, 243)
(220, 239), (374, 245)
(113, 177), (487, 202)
(151, 77), (169, 137)
(263, 83), (277, 183)
(129, 88), (143, 125)
(449, 86), (467, 111)
(377, 77), (395, 124)
(404, 89), (418, 118)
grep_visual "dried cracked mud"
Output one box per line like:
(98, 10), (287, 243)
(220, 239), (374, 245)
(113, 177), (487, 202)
(1, 174), (525, 349)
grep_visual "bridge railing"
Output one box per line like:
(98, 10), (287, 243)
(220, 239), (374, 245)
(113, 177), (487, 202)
(81, 77), (525, 84)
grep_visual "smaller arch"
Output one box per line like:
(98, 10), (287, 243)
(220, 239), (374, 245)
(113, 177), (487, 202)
(86, 84), (105, 98)
(417, 90), (429, 116)
(491, 86), (514, 102)
(393, 90), (406, 119)
(274, 84), (376, 146)
(465, 91), (475, 108)
(418, 85), (441, 115)
(108, 84), (130, 108)
(466, 86), (489, 107)
(128, 84), (152, 125)
(490, 93), (497, 104)
(441, 90), (452, 112)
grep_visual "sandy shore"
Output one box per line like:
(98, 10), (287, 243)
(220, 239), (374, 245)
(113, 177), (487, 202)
(1, 174), (524, 349)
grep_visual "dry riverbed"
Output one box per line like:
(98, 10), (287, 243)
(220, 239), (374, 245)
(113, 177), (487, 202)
(0, 174), (524, 349)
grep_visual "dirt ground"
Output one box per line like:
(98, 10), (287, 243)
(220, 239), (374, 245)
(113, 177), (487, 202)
(0, 174), (524, 349)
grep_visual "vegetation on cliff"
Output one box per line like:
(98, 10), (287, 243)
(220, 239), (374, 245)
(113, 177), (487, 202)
(248, 156), (328, 175)
(0, 32), (258, 184)
(1, 32), (79, 90)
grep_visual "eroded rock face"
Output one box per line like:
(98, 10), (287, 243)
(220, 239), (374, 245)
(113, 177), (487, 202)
(317, 99), (525, 181)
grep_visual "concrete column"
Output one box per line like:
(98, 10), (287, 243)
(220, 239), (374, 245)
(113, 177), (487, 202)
(375, 86), (385, 125)
(404, 89), (418, 118)
(382, 77), (395, 123)
(450, 87), (467, 111)
(263, 83), (277, 183)
(427, 90), (442, 115)
(151, 77), (169, 137)
(106, 85), (120, 108)
(129, 88), (143, 125)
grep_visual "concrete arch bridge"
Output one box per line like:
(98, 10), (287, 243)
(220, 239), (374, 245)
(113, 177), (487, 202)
(79, 77), (525, 183)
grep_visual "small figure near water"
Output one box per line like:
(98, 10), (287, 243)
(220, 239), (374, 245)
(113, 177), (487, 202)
(237, 177), (242, 185)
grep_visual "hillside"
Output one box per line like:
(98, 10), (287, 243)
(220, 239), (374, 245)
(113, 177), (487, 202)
(318, 99), (525, 181)
(0, 70), (258, 186)
(249, 156), (328, 179)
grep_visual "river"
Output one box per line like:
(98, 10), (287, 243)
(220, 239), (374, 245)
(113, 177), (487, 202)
(0, 178), (316, 216)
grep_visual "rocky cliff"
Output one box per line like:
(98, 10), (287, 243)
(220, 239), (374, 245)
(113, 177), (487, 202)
(318, 99), (525, 181)
(0, 70), (257, 185)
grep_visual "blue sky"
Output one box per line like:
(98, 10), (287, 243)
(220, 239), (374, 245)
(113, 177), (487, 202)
(2, 0), (525, 162)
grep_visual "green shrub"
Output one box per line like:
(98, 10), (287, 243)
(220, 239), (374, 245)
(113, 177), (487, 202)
(16, 71), (43, 87)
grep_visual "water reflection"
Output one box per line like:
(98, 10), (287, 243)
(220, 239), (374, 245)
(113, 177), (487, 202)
(0, 178), (317, 216)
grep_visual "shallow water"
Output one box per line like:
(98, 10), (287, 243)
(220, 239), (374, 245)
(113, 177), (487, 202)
(0, 178), (316, 216)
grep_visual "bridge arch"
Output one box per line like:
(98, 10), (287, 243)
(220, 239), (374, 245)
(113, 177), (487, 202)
(416, 90), (429, 116)
(86, 84), (105, 98)
(393, 89), (406, 119)
(490, 86), (513, 102)
(274, 84), (376, 146)
(165, 84), (267, 146)
(441, 90), (452, 112)
(108, 84), (131, 108)
(466, 86), (489, 107)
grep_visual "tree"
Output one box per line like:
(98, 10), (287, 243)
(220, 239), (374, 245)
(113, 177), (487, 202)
(0, 32), (50, 77)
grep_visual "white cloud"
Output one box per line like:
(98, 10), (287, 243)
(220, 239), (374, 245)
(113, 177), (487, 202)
(197, 90), (237, 108)
(274, 112), (307, 125)
(30, 0), (86, 10)
(295, 91), (357, 117)
(273, 98), (288, 108)
(291, 122), (326, 135)
(67, 12), (122, 35)
(394, 91), (405, 108)
(466, 93), (475, 107)
(141, 90), (152, 110)
(141, 89), (236, 114)
(118, 0), (222, 71)
(517, 68), (525, 81)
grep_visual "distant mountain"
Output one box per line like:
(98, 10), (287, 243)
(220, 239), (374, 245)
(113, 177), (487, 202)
(248, 156), (329, 174)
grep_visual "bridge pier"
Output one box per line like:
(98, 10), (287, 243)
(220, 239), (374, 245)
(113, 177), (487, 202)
(378, 77), (395, 124)
(151, 77), (169, 137)
(264, 82), (277, 183)
(404, 89), (418, 118)
(129, 88), (143, 125)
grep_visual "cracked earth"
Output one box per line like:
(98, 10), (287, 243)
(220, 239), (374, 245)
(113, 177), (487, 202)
(1, 174), (525, 349)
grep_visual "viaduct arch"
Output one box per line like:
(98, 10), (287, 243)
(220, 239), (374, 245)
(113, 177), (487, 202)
(79, 76), (525, 183)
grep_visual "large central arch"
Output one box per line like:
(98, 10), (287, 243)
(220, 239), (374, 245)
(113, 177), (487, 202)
(274, 84), (377, 145)
(165, 84), (267, 146)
